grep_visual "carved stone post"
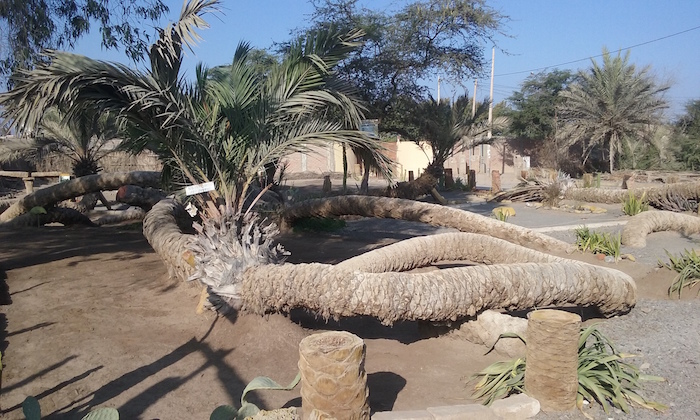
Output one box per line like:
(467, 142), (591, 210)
(298, 331), (369, 420)
(524, 309), (580, 412)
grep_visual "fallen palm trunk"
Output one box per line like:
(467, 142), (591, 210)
(142, 199), (196, 282)
(621, 210), (700, 248)
(0, 171), (161, 222)
(93, 208), (146, 226)
(116, 185), (168, 211)
(1, 206), (97, 227)
(336, 232), (563, 272)
(238, 260), (635, 324)
(144, 200), (635, 324)
(284, 195), (576, 254)
(565, 181), (700, 212)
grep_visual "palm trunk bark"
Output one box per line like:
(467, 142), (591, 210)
(565, 180), (700, 212)
(621, 210), (700, 248)
(284, 195), (575, 254)
(142, 199), (196, 282)
(238, 260), (635, 324)
(0, 171), (161, 222)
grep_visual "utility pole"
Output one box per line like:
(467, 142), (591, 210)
(472, 79), (478, 117)
(488, 47), (495, 139)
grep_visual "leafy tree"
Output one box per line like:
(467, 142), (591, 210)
(672, 99), (700, 170)
(0, 107), (121, 176)
(303, 0), (507, 122)
(0, 0), (169, 83)
(506, 70), (573, 169)
(557, 49), (670, 173)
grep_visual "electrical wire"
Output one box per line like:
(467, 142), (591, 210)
(495, 25), (700, 77)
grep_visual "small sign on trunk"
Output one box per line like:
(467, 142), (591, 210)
(185, 181), (215, 196)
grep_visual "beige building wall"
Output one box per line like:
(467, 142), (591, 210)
(394, 140), (432, 181)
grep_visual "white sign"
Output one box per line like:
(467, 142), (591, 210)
(185, 181), (216, 196)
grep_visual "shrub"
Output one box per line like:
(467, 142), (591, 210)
(471, 325), (666, 413)
(622, 191), (649, 216)
(575, 226), (621, 261)
(659, 249), (700, 298)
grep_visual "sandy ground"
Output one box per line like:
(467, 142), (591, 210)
(0, 193), (699, 419)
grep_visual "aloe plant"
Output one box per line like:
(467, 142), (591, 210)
(471, 325), (666, 413)
(659, 249), (700, 298)
(575, 226), (621, 261)
(622, 191), (649, 216)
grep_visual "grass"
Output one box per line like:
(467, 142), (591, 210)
(622, 191), (649, 216)
(575, 226), (621, 261)
(471, 325), (666, 413)
(659, 249), (700, 298)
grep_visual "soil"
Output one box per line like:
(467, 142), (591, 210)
(1, 195), (699, 419)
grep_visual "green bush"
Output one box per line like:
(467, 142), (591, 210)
(471, 325), (666, 413)
(622, 191), (649, 216)
(659, 249), (700, 298)
(575, 226), (621, 261)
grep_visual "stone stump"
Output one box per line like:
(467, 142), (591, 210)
(298, 331), (369, 420)
(524, 309), (580, 412)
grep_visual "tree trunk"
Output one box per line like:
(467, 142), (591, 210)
(0, 171), (161, 222)
(283, 195), (576, 254)
(116, 185), (168, 211)
(298, 332), (369, 420)
(524, 309), (581, 412)
(621, 210), (700, 248)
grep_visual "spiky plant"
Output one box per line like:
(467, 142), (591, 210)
(622, 191), (649, 216)
(659, 249), (700, 298)
(471, 325), (666, 413)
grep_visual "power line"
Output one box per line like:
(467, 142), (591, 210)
(495, 24), (700, 77)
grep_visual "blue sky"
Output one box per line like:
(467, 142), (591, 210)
(73, 0), (700, 118)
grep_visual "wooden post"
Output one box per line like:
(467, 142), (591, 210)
(468, 169), (476, 191)
(491, 170), (501, 193)
(299, 331), (369, 420)
(444, 168), (454, 188)
(525, 309), (581, 412)
(22, 177), (35, 194)
(322, 175), (332, 193)
(408, 171), (414, 182)
(582, 173), (593, 188)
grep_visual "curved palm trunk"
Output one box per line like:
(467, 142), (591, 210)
(387, 167), (447, 205)
(565, 181), (700, 212)
(0, 171), (161, 222)
(621, 210), (700, 248)
(336, 232), (563, 272)
(143, 200), (635, 324)
(284, 195), (575, 254)
(238, 260), (635, 324)
(142, 199), (196, 282)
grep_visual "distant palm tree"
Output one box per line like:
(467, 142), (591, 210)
(0, 107), (120, 177)
(557, 48), (669, 173)
(388, 95), (508, 202)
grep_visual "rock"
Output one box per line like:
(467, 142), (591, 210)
(427, 404), (501, 420)
(455, 310), (527, 357)
(491, 394), (541, 419)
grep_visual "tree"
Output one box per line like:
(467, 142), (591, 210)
(557, 49), (670, 173)
(0, 0), (169, 83)
(506, 69), (573, 169)
(673, 99), (700, 170)
(387, 95), (508, 202)
(303, 0), (507, 123)
(0, 107), (121, 177)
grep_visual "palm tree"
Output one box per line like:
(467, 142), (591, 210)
(0, 107), (121, 177)
(557, 49), (669, 173)
(388, 95), (508, 203)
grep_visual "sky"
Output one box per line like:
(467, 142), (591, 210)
(72, 0), (700, 119)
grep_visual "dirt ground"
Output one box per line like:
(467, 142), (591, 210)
(0, 203), (695, 419)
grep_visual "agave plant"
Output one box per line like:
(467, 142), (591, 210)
(471, 325), (666, 413)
